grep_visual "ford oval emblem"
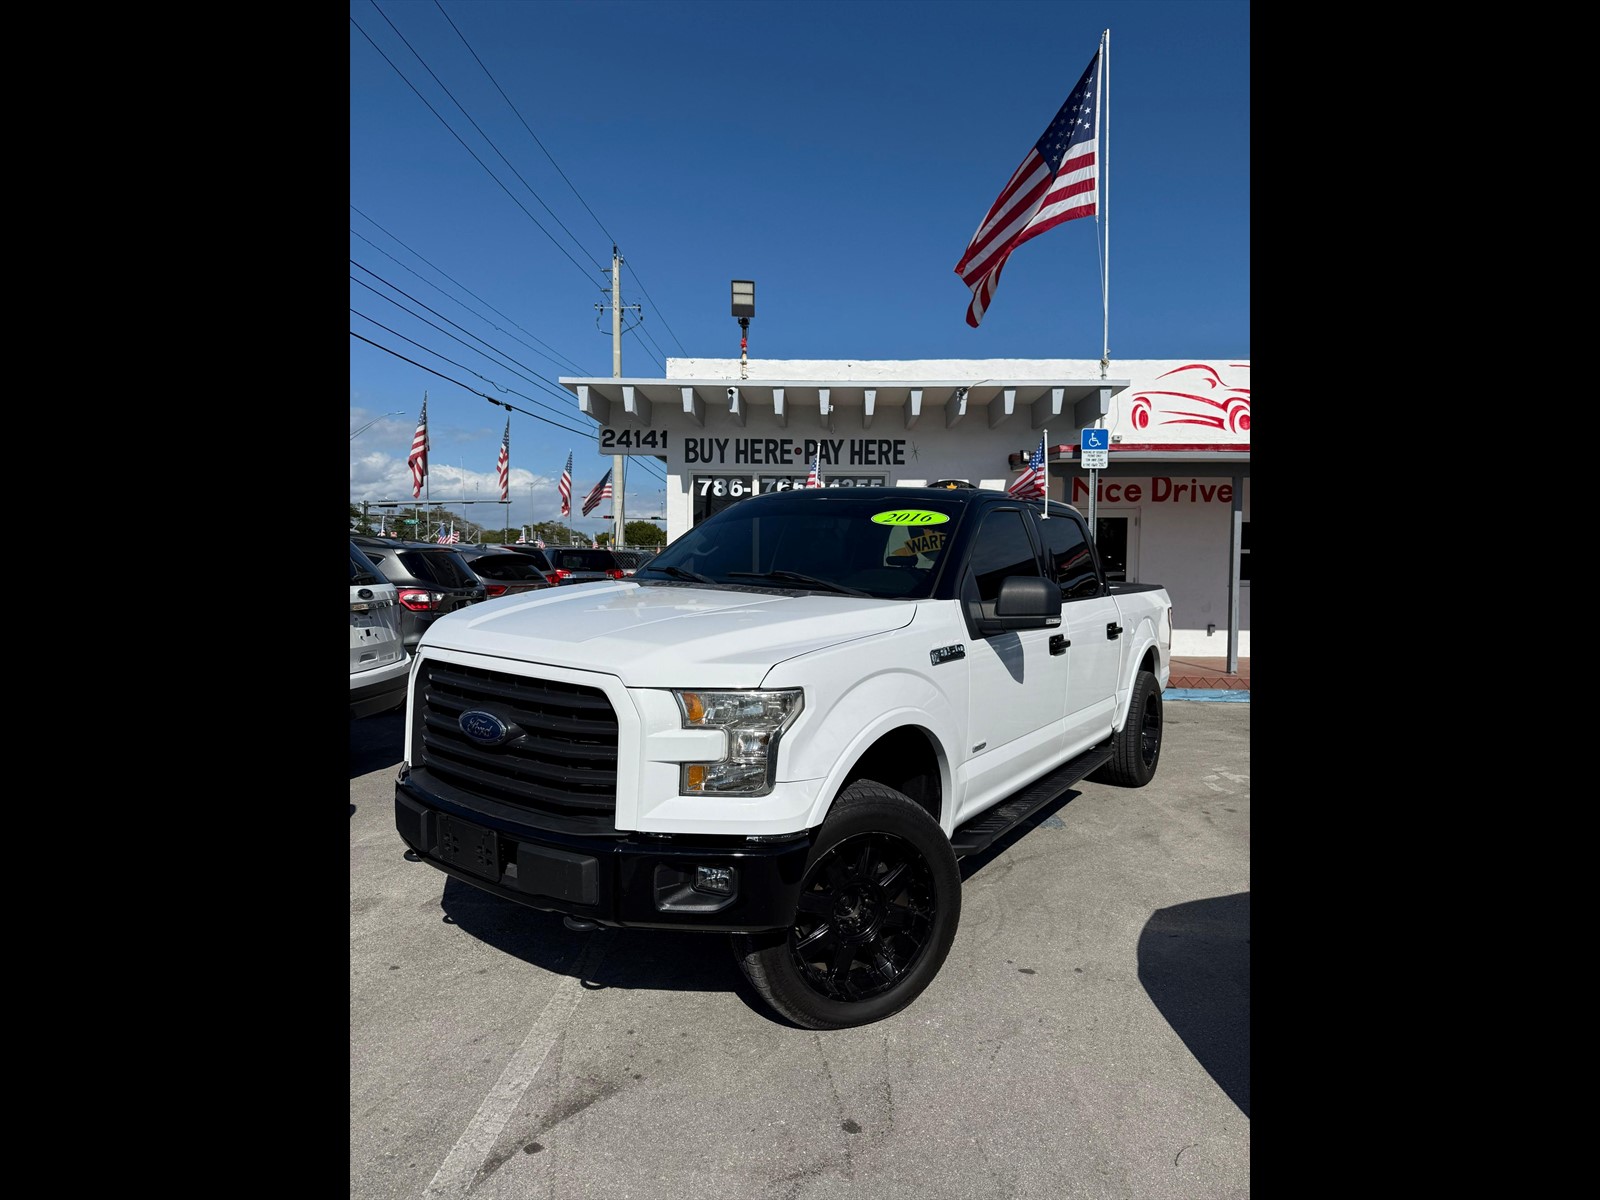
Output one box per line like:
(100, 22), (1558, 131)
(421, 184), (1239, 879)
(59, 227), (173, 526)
(459, 709), (511, 745)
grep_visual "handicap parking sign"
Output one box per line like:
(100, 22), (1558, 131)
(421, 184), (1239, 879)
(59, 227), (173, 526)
(1080, 427), (1109, 469)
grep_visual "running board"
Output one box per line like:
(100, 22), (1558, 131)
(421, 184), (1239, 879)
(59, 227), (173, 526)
(950, 742), (1115, 858)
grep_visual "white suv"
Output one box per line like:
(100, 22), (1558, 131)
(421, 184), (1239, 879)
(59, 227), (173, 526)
(350, 540), (410, 718)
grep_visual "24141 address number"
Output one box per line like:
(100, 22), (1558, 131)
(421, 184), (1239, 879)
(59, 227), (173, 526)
(599, 429), (667, 451)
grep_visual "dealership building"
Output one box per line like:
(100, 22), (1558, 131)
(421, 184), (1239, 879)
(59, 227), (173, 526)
(559, 358), (1249, 660)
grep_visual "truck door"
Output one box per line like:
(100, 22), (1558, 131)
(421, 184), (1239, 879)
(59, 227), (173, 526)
(1038, 511), (1122, 755)
(956, 506), (1069, 823)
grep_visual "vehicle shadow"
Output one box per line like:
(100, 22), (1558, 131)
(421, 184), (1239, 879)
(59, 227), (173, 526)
(436, 877), (788, 1021)
(1137, 891), (1250, 1116)
(350, 711), (405, 781)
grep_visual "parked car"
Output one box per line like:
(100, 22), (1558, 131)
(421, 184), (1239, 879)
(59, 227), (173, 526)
(451, 544), (554, 597)
(486, 544), (559, 576)
(544, 545), (626, 584)
(349, 536), (488, 652)
(609, 548), (658, 575)
(349, 540), (409, 719)
(490, 544), (625, 585)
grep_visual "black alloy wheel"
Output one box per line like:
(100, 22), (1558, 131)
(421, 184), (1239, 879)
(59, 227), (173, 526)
(1092, 668), (1164, 787)
(732, 780), (961, 1029)
(788, 830), (937, 1002)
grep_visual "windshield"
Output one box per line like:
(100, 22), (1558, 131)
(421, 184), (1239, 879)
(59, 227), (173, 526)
(637, 493), (963, 599)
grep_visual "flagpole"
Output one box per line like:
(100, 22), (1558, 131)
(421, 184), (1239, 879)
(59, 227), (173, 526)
(1100, 27), (1111, 379)
(1042, 428), (1049, 518)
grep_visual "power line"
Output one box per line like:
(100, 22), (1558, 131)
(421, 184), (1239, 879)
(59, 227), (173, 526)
(351, 266), (667, 486)
(350, 11), (605, 292)
(368, 1), (605, 276)
(624, 325), (665, 374)
(624, 263), (690, 357)
(351, 262), (581, 408)
(351, 310), (593, 437)
(432, 0), (617, 249)
(350, 331), (666, 487)
(426, 0), (691, 360)
(351, 210), (589, 375)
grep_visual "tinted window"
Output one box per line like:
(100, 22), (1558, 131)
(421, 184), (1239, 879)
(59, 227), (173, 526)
(504, 548), (553, 572)
(468, 555), (544, 582)
(968, 510), (1041, 604)
(553, 549), (618, 571)
(1039, 516), (1101, 599)
(350, 544), (383, 585)
(395, 549), (478, 588)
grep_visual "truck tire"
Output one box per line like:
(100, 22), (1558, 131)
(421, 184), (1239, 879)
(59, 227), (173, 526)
(731, 779), (961, 1030)
(1093, 668), (1163, 787)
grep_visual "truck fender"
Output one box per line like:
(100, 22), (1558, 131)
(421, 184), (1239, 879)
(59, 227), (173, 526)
(1113, 616), (1166, 730)
(781, 670), (960, 833)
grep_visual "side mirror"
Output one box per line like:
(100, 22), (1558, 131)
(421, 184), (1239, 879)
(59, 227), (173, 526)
(976, 575), (1062, 633)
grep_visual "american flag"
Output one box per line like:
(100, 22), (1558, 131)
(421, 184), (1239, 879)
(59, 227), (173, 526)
(558, 451), (573, 517)
(408, 396), (430, 498)
(1008, 435), (1048, 500)
(436, 523), (450, 544)
(581, 468), (613, 516)
(496, 419), (510, 502)
(953, 46), (1101, 327)
(448, 526), (460, 544)
(535, 538), (546, 549)
(515, 531), (527, 544)
(804, 450), (822, 488)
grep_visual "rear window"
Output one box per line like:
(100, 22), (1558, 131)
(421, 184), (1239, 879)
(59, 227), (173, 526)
(394, 548), (479, 588)
(552, 549), (619, 571)
(501, 547), (553, 571)
(467, 555), (546, 582)
(350, 544), (384, 585)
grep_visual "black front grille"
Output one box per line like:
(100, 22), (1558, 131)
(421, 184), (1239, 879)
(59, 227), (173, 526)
(416, 660), (619, 822)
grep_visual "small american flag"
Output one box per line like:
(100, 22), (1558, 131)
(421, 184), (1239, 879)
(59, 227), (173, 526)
(436, 524), (450, 545)
(535, 538), (546, 549)
(954, 46), (1101, 328)
(558, 451), (573, 517)
(804, 450), (822, 488)
(448, 526), (460, 544)
(1008, 435), (1048, 500)
(496, 419), (510, 502)
(408, 396), (430, 498)
(581, 468), (613, 516)
(515, 531), (527, 544)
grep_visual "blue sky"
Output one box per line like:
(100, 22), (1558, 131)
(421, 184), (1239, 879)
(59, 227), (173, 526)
(349, 0), (1249, 538)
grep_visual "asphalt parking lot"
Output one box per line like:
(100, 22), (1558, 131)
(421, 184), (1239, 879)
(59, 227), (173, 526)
(351, 700), (1249, 1200)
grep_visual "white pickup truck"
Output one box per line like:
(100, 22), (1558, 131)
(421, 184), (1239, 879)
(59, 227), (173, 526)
(395, 485), (1172, 1029)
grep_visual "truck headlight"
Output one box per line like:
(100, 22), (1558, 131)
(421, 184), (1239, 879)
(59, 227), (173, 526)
(673, 688), (804, 795)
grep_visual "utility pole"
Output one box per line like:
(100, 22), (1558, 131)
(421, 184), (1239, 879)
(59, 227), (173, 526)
(606, 246), (635, 548)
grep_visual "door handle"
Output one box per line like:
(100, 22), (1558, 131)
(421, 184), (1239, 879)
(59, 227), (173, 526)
(1106, 622), (1123, 639)
(1049, 634), (1069, 656)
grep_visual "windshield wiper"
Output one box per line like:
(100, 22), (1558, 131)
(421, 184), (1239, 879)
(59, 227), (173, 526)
(726, 570), (870, 596)
(647, 564), (719, 584)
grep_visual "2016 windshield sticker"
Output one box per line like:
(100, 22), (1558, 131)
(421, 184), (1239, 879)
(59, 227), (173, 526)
(870, 509), (950, 526)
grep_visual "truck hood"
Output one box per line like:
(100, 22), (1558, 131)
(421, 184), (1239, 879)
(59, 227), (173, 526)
(419, 581), (917, 687)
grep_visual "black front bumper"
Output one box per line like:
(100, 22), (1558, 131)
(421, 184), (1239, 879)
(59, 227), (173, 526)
(395, 768), (814, 932)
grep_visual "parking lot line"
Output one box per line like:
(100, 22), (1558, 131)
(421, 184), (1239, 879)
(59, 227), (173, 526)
(422, 934), (611, 1198)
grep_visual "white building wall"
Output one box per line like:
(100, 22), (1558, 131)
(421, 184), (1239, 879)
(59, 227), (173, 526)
(641, 357), (1250, 660)
(1130, 478), (1250, 658)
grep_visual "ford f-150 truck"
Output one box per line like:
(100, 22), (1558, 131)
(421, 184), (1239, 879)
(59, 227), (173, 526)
(395, 486), (1171, 1029)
